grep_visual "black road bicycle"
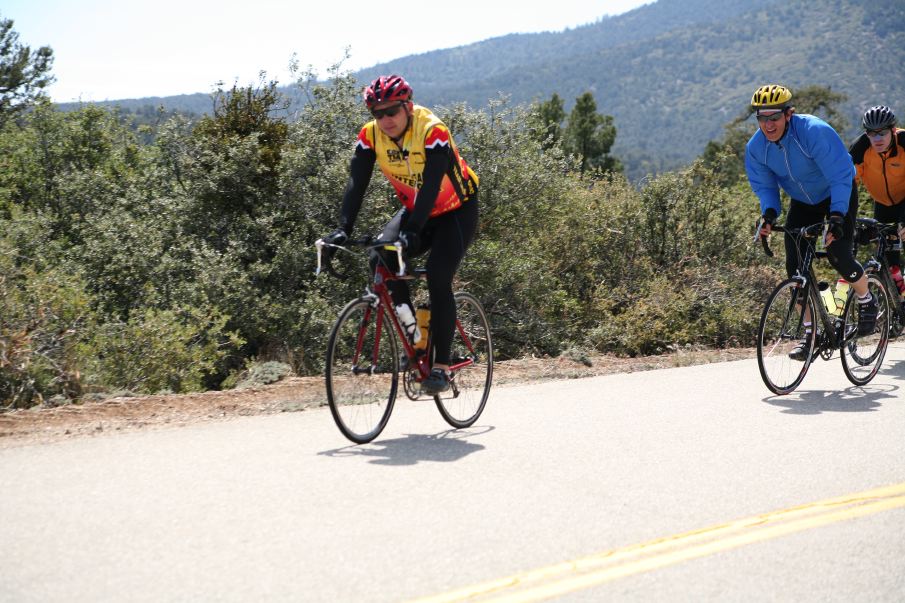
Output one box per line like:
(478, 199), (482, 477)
(756, 221), (890, 395)
(316, 236), (493, 444)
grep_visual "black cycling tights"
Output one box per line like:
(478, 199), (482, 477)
(371, 197), (478, 365)
(783, 192), (863, 283)
(874, 203), (903, 268)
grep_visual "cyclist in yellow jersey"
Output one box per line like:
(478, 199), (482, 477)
(322, 75), (479, 393)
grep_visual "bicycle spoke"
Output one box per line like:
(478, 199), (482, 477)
(434, 292), (493, 428)
(841, 276), (889, 386)
(326, 299), (398, 443)
(757, 280), (813, 395)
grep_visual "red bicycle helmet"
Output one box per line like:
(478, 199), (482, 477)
(363, 75), (412, 109)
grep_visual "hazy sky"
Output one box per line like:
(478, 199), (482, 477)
(3, 0), (653, 102)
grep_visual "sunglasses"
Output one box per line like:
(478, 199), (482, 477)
(371, 103), (405, 120)
(756, 111), (786, 123)
(866, 128), (890, 138)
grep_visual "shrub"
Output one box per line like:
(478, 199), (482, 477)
(84, 307), (243, 395)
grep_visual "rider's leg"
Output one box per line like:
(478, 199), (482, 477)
(371, 208), (415, 309)
(422, 198), (478, 384)
(874, 203), (904, 288)
(826, 189), (867, 296)
(826, 189), (877, 334)
(782, 199), (823, 341)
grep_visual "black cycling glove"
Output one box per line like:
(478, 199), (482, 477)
(323, 228), (348, 246)
(321, 228), (347, 261)
(827, 212), (845, 241)
(761, 208), (778, 226)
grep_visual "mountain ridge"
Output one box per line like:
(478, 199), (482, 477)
(59, 0), (905, 180)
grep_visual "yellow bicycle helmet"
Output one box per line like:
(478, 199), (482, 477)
(751, 84), (793, 110)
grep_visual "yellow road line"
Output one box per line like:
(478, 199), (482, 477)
(407, 482), (905, 603)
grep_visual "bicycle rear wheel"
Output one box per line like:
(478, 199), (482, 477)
(434, 292), (493, 428)
(326, 298), (399, 443)
(757, 279), (814, 395)
(841, 275), (889, 386)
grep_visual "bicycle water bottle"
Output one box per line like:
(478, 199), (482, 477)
(415, 305), (430, 351)
(395, 304), (420, 345)
(818, 282), (836, 315)
(891, 265), (905, 295)
(834, 279), (850, 315)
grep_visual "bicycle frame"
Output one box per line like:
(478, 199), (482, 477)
(317, 237), (479, 386)
(775, 227), (854, 357)
(369, 263), (433, 381)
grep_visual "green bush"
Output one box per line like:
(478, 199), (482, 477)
(0, 71), (792, 406)
(223, 360), (292, 390)
(85, 307), (243, 395)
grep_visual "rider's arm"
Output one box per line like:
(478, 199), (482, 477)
(849, 134), (870, 186)
(804, 119), (855, 215)
(405, 137), (450, 235)
(744, 139), (782, 218)
(338, 139), (377, 235)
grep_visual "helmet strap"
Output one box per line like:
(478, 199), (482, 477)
(390, 104), (414, 145)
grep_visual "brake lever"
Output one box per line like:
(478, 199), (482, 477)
(755, 217), (774, 257)
(315, 239), (324, 276)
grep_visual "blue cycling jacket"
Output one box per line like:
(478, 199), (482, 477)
(745, 113), (855, 217)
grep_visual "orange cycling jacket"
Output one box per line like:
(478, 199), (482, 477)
(849, 128), (905, 207)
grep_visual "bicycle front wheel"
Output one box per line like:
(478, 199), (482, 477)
(435, 292), (493, 428)
(326, 298), (399, 444)
(841, 275), (889, 386)
(757, 279), (814, 395)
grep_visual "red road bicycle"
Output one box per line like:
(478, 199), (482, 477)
(316, 236), (493, 443)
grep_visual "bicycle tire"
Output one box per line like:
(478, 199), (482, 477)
(757, 279), (814, 395)
(883, 273), (905, 339)
(840, 275), (889, 386)
(325, 298), (399, 444)
(434, 292), (493, 428)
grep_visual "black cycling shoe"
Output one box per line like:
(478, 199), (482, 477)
(857, 294), (878, 336)
(788, 338), (811, 362)
(421, 368), (450, 394)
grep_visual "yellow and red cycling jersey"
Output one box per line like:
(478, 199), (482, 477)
(355, 105), (478, 217)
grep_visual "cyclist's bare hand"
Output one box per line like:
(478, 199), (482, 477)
(898, 223), (905, 241)
(759, 221), (773, 237)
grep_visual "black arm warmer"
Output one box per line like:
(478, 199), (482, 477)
(339, 149), (376, 235)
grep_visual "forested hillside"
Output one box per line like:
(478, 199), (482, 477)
(63, 0), (905, 180)
(363, 0), (905, 178)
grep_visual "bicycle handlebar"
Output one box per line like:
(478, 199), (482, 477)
(754, 219), (830, 258)
(855, 217), (905, 241)
(315, 236), (408, 278)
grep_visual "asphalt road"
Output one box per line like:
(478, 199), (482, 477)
(2, 343), (904, 602)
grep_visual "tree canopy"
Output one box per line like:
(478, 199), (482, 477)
(0, 17), (54, 126)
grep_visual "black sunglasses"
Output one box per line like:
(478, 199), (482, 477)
(756, 111), (786, 123)
(371, 103), (405, 120)
(866, 128), (890, 138)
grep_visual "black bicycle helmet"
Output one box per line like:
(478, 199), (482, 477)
(862, 105), (896, 131)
